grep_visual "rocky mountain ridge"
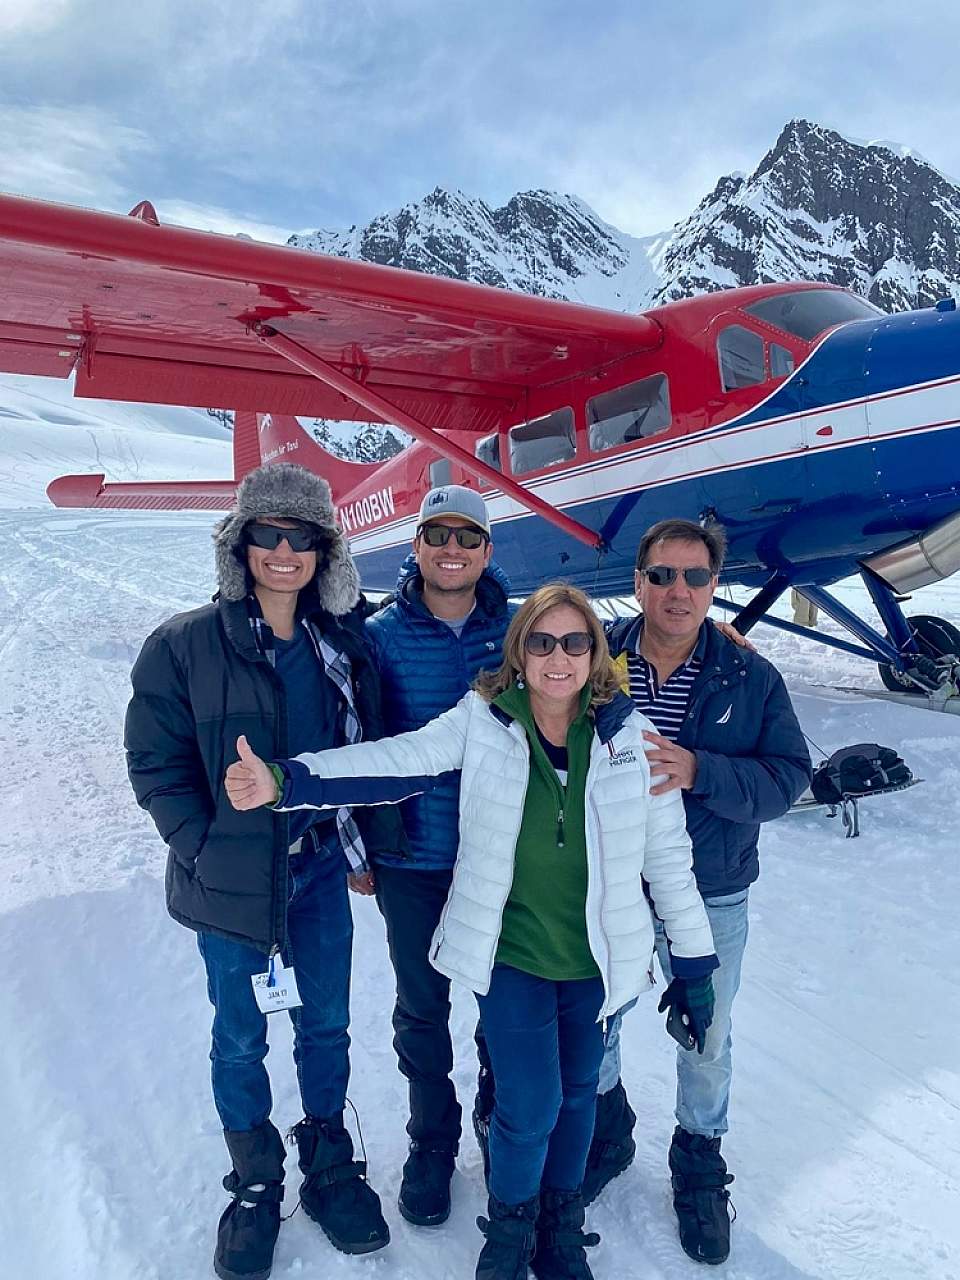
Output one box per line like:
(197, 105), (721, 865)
(654, 119), (960, 311)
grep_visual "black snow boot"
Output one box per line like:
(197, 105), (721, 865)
(215, 1120), (285, 1280)
(475, 1193), (538, 1280)
(473, 1061), (495, 1188)
(530, 1188), (600, 1280)
(581, 1080), (636, 1205)
(398, 1140), (457, 1226)
(291, 1114), (390, 1255)
(668, 1126), (735, 1265)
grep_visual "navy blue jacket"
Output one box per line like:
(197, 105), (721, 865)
(606, 616), (812, 897)
(125, 592), (402, 952)
(364, 557), (516, 869)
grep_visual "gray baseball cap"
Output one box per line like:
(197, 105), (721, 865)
(417, 484), (491, 535)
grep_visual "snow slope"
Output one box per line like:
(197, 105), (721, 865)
(1, 464), (959, 1279)
(0, 373), (232, 508)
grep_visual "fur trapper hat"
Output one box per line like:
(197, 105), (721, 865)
(214, 463), (360, 615)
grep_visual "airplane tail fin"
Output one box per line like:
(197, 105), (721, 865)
(46, 410), (387, 509)
(232, 410), (261, 482)
(254, 413), (384, 503)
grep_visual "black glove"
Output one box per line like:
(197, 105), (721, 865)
(658, 975), (715, 1054)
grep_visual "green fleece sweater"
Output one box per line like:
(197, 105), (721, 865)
(492, 682), (600, 981)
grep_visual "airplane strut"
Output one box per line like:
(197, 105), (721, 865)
(253, 324), (605, 552)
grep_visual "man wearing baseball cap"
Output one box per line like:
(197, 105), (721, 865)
(415, 483), (492, 539)
(364, 484), (515, 1228)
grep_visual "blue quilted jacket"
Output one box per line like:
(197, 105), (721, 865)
(364, 556), (517, 869)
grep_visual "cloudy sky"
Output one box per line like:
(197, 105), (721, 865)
(2, 0), (958, 243)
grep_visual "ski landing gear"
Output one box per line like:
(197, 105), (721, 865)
(877, 613), (960, 697)
(722, 567), (960, 715)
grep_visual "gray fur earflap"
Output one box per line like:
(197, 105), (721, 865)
(214, 462), (361, 615)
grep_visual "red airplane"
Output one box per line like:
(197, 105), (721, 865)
(1, 191), (959, 711)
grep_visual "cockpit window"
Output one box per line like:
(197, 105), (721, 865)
(718, 325), (765, 391)
(509, 407), (576, 475)
(745, 289), (880, 341)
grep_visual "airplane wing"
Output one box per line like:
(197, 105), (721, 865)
(0, 193), (662, 436)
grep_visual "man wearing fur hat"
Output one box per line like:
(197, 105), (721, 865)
(125, 463), (398, 1280)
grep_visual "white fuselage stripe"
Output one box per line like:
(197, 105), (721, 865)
(344, 375), (960, 554)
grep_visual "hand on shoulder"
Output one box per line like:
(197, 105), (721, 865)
(711, 619), (755, 651)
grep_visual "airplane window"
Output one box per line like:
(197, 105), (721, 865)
(718, 325), (765, 391)
(429, 457), (453, 488)
(509, 407), (576, 475)
(587, 374), (671, 453)
(770, 342), (795, 378)
(475, 432), (502, 479)
(745, 289), (881, 341)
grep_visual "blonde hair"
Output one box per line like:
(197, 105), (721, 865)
(475, 582), (622, 705)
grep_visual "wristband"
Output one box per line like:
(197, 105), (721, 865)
(267, 763), (285, 807)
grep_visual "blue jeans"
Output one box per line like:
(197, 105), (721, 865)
(598, 889), (749, 1138)
(477, 964), (606, 1205)
(197, 837), (353, 1133)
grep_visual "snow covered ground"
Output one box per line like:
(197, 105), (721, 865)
(1, 400), (959, 1280)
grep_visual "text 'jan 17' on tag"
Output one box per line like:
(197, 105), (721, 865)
(251, 954), (302, 1014)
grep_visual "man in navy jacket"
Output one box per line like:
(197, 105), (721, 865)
(363, 485), (516, 1228)
(594, 518), (811, 1266)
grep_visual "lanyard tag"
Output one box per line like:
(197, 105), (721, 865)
(251, 953), (302, 1014)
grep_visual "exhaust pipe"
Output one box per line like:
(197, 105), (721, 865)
(863, 510), (960, 593)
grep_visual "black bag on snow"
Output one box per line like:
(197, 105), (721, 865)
(810, 743), (913, 805)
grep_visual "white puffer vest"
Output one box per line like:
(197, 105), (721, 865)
(291, 691), (715, 1020)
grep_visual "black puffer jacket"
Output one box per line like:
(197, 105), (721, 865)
(125, 592), (403, 952)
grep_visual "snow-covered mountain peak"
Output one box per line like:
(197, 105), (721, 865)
(290, 186), (662, 311)
(653, 118), (960, 310)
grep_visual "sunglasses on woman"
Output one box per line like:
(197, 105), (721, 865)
(640, 565), (714, 588)
(524, 631), (595, 657)
(418, 523), (489, 550)
(244, 521), (324, 553)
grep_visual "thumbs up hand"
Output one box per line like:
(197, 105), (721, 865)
(225, 735), (280, 810)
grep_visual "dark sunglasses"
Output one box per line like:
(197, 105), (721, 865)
(640, 565), (714, 588)
(418, 522), (488, 550)
(524, 631), (595, 657)
(244, 521), (324, 553)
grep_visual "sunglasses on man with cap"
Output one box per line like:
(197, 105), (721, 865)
(417, 523), (489, 550)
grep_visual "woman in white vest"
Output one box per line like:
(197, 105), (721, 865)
(226, 583), (718, 1280)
